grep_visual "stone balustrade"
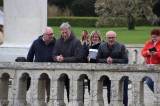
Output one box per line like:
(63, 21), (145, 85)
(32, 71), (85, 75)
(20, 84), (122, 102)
(0, 62), (160, 106)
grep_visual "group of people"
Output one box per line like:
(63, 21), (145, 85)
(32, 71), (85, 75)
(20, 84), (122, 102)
(27, 22), (128, 64)
(26, 22), (160, 106)
(26, 22), (129, 105)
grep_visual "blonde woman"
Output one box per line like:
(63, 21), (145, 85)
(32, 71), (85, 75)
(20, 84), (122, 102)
(88, 30), (102, 63)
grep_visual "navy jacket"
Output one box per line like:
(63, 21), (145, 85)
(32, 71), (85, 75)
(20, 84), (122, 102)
(27, 35), (56, 62)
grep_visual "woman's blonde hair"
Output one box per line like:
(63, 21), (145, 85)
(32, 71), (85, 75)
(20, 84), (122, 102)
(89, 30), (102, 45)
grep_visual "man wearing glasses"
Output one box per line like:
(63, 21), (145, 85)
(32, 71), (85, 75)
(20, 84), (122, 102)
(27, 27), (56, 103)
(27, 27), (56, 62)
(96, 30), (128, 106)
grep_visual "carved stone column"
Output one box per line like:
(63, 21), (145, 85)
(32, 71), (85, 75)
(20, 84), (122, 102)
(53, 78), (66, 106)
(70, 79), (84, 106)
(32, 76), (41, 106)
(110, 80), (122, 106)
(0, 76), (9, 106)
(131, 81), (143, 106)
(154, 80), (160, 106)
(91, 78), (104, 106)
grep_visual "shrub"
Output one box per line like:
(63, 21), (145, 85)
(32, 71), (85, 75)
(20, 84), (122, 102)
(48, 17), (98, 27)
(96, 17), (128, 27)
(135, 18), (152, 26)
(48, 17), (152, 27)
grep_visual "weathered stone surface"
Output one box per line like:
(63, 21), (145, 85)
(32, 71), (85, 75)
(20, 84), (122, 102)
(0, 62), (160, 106)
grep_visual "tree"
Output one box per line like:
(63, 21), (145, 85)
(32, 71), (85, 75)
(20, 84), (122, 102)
(68, 0), (96, 16)
(0, 0), (3, 6)
(95, 0), (156, 29)
(48, 0), (69, 8)
(48, 0), (96, 16)
(153, 1), (160, 17)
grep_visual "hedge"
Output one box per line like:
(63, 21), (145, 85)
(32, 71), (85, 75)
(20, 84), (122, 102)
(47, 17), (152, 27)
(48, 17), (98, 27)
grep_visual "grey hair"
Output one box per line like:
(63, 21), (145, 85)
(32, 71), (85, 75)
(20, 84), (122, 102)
(106, 31), (117, 37)
(60, 22), (71, 31)
(44, 27), (53, 33)
(90, 30), (102, 41)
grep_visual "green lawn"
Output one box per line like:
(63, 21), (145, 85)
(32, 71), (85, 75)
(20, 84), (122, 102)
(51, 26), (160, 44)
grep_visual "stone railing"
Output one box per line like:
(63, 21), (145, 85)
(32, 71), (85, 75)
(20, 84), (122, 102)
(0, 62), (160, 106)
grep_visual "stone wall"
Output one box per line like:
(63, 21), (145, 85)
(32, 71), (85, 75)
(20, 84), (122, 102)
(0, 62), (160, 106)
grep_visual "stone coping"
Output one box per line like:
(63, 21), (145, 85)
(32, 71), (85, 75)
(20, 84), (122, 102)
(0, 62), (160, 72)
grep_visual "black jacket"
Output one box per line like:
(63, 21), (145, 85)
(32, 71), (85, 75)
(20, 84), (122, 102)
(96, 42), (128, 63)
(27, 35), (56, 62)
(53, 32), (82, 63)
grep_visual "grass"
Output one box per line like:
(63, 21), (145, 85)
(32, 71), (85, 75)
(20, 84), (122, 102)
(51, 26), (160, 44)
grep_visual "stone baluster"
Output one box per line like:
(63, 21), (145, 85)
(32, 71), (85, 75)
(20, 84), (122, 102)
(110, 80), (122, 106)
(38, 78), (47, 106)
(154, 79), (160, 106)
(51, 78), (58, 106)
(13, 75), (27, 106)
(53, 77), (66, 106)
(32, 76), (41, 106)
(47, 77), (54, 106)
(18, 78), (28, 106)
(90, 78), (104, 106)
(0, 76), (9, 106)
(131, 81), (143, 106)
(69, 78), (83, 106)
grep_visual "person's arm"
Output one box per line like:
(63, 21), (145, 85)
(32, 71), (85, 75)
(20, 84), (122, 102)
(52, 42), (59, 62)
(112, 45), (128, 64)
(141, 41), (150, 58)
(153, 45), (160, 58)
(96, 44), (107, 63)
(27, 43), (35, 62)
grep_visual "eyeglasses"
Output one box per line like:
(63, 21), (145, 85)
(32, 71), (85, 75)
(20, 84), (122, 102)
(46, 33), (54, 36)
(107, 37), (116, 39)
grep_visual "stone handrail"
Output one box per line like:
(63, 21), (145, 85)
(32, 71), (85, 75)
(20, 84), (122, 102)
(0, 62), (160, 106)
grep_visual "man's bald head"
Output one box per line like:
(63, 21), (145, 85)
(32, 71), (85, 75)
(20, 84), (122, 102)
(106, 31), (117, 47)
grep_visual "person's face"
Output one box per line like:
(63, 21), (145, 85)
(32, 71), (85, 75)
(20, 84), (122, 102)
(106, 33), (116, 46)
(81, 31), (87, 40)
(151, 34), (159, 42)
(61, 28), (71, 40)
(91, 34), (100, 44)
(44, 29), (54, 43)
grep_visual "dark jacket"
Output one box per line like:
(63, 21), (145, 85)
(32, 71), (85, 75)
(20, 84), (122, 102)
(96, 42), (128, 63)
(27, 35), (56, 62)
(81, 42), (89, 63)
(53, 32), (82, 63)
(89, 43), (101, 63)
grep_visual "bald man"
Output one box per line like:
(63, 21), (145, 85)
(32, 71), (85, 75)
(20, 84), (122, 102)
(96, 31), (128, 106)
(96, 30), (128, 63)
(27, 27), (56, 62)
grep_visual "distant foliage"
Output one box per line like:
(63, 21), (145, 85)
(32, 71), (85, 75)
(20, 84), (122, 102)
(95, 0), (157, 27)
(48, 0), (96, 16)
(68, 0), (96, 16)
(153, 1), (160, 17)
(0, 0), (3, 6)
